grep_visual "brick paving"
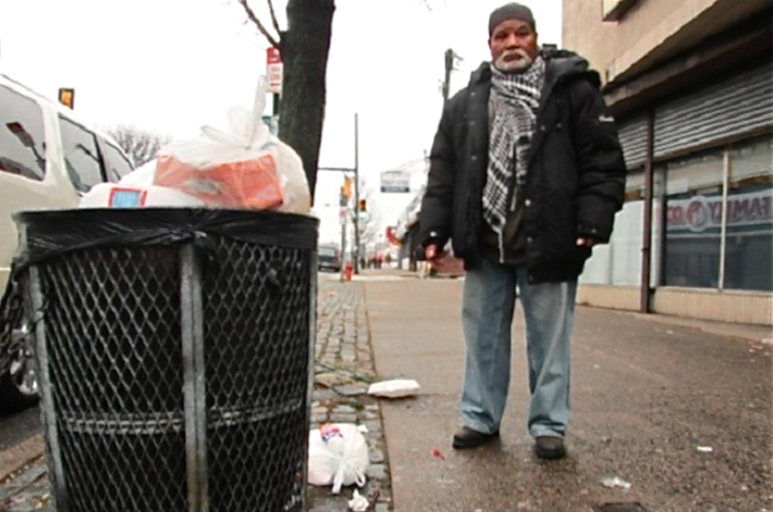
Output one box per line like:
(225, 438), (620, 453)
(308, 276), (392, 512)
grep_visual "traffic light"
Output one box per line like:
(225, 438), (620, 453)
(58, 88), (74, 109)
(359, 199), (367, 212)
(342, 176), (354, 199)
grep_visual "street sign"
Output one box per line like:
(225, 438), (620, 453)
(266, 47), (283, 94)
(380, 170), (410, 193)
(339, 208), (347, 225)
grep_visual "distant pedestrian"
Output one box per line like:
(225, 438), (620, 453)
(419, 2), (626, 458)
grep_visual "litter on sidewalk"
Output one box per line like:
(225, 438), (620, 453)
(431, 448), (446, 460)
(308, 423), (369, 494)
(601, 476), (632, 490)
(367, 379), (420, 398)
(348, 489), (369, 511)
(697, 446), (714, 453)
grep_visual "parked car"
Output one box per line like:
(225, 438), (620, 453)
(318, 244), (342, 272)
(0, 73), (133, 412)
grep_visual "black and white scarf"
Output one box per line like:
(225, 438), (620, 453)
(483, 56), (545, 235)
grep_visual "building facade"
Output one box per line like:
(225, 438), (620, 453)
(564, 0), (772, 324)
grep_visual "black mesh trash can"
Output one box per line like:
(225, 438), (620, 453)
(12, 208), (318, 512)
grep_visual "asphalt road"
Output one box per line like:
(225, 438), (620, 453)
(0, 407), (40, 452)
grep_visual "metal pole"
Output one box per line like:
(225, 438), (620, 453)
(181, 244), (209, 512)
(28, 266), (69, 512)
(640, 110), (655, 314)
(718, 147), (731, 290)
(340, 200), (347, 282)
(354, 113), (360, 275)
(302, 248), (317, 510)
(443, 49), (453, 102)
(273, 93), (280, 136)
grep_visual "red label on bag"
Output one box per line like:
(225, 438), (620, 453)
(320, 424), (342, 442)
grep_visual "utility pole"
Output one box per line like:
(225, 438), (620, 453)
(318, 113), (360, 275)
(354, 113), (361, 274)
(340, 196), (347, 282)
(442, 49), (462, 103)
(443, 49), (453, 102)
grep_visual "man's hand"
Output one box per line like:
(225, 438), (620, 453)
(425, 244), (463, 274)
(576, 237), (600, 247)
(425, 244), (447, 261)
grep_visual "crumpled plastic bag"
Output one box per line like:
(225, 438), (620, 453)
(308, 423), (369, 494)
(153, 76), (310, 214)
(348, 489), (369, 511)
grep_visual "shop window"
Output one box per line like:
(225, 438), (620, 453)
(661, 149), (724, 288)
(581, 169), (644, 286)
(723, 135), (772, 292)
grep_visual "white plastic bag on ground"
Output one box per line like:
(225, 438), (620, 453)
(368, 379), (420, 398)
(308, 423), (369, 494)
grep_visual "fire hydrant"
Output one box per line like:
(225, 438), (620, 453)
(343, 261), (354, 281)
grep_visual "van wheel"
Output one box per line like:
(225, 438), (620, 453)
(0, 324), (40, 413)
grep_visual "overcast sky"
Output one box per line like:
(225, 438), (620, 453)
(0, 0), (562, 245)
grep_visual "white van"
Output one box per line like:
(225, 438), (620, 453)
(0, 74), (133, 411)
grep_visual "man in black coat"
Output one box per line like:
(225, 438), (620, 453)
(419, 2), (626, 458)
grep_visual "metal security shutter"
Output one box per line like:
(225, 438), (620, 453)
(617, 115), (648, 169)
(654, 61), (773, 158)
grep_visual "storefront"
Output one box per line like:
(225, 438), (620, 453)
(580, 60), (773, 324)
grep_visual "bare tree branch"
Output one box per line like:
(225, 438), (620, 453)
(267, 0), (281, 36)
(237, 0), (280, 48)
(108, 125), (169, 167)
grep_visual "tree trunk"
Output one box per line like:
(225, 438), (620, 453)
(279, 0), (335, 204)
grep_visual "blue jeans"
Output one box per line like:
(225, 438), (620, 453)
(460, 258), (577, 439)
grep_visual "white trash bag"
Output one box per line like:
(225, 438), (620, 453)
(78, 182), (204, 209)
(154, 76), (311, 214)
(119, 158), (157, 186)
(308, 423), (369, 494)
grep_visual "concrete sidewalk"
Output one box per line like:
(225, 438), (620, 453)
(363, 274), (772, 512)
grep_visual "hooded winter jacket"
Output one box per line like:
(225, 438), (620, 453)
(418, 50), (626, 284)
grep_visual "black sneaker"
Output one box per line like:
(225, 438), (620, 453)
(452, 427), (500, 449)
(534, 436), (566, 459)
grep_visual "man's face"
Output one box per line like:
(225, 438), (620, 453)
(488, 19), (539, 73)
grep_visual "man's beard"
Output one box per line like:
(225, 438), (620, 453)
(494, 49), (534, 73)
